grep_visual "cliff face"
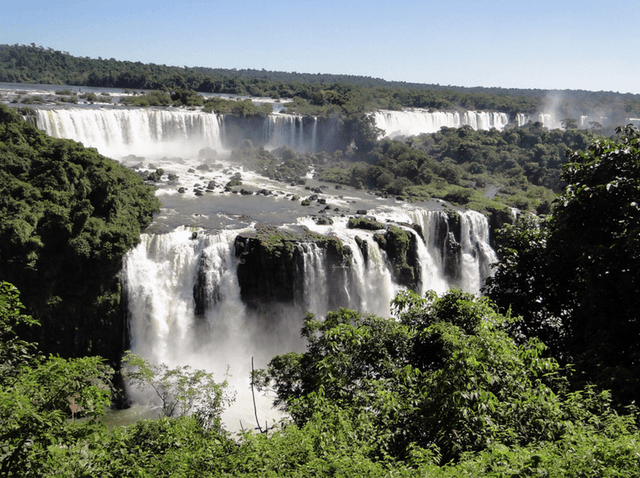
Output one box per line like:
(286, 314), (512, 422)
(233, 226), (351, 310)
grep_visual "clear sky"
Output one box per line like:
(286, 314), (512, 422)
(2, 0), (639, 94)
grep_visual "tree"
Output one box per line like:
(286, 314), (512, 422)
(0, 281), (38, 382)
(482, 214), (565, 351)
(122, 351), (235, 431)
(0, 281), (113, 476)
(486, 125), (640, 405)
(560, 118), (578, 130)
(256, 289), (608, 461)
(0, 104), (160, 363)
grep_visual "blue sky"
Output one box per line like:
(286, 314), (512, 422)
(3, 0), (639, 94)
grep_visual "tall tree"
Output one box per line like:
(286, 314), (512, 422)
(486, 125), (640, 405)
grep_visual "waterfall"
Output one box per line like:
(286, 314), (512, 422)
(299, 243), (329, 316)
(121, 226), (297, 428)
(297, 216), (399, 318)
(121, 206), (497, 427)
(311, 117), (318, 153)
(122, 228), (244, 365)
(457, 210), (499, 293)
(35, 108), (224, 160)
(34, 108), (322, 157)
(516, 113), (529, 127)
(373, 109), (510, 138)
(461, 111), (510, 131)
(123, 212), (497, 362)
(404, 209), (450, 295)
(388, 207), (498, 295)
(264, 114), (317, 152)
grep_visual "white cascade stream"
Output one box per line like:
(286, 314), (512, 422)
(373, 109), (510, 138)
(35, 108), (225, 160)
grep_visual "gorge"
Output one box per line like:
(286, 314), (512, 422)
(14, 96), (509, 426)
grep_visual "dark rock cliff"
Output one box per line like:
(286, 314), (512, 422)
(233, 225), (351, 311)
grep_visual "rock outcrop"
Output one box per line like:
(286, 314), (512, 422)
(233, 225), (350, 310)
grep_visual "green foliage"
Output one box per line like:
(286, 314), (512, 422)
(0, 281), (39, 379)
(313, 124), (592, 211)
(0, 104), (160, 362)
(486, 125), (640, 406)
(2, 282), (638, 476)
(170, 88), (204, 106)
(231, 144), (313, 183)
(122, 351), (235, 431)
(80, 92), (111, 104)
(203, 96), (273, 117)
(374, 225), (419, 288)
(257, 289), (628, 462)
(347, 217), (385, 230)
(0, 282), (113, 477)
(120, 89), (172, 107)
(146, 167), (165, 182)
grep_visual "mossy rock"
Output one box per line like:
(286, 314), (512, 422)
(373, 225), (420, 290)
(347, 217), (385, 231)
(234, 226), (351, 309)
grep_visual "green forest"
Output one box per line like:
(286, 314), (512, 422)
(2, 46), (640, 475)
(4, 43), (640, 122)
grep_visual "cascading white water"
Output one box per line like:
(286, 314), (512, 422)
(457, 210), (499, 293)
(403, 209), (451, 294)
(34, 108), (322, 158)
(35, 108), (225, 160)
(373, 109), (510, 138)
(299, 243), (329, 316)
(121, 226), (288, 428)
(516, 113), (529, 127)
(264, 114), (317, 152)
(348, 236), (399, 316)
(516, 113), (562, 129)
(461, 111), (510, 132)
(297, 216), (399, 318)
(378, 207), (497, 295)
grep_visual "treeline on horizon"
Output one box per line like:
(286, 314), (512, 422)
(4, 43), (640, 120)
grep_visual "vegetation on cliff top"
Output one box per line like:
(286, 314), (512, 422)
(0, 104), (160, 363)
